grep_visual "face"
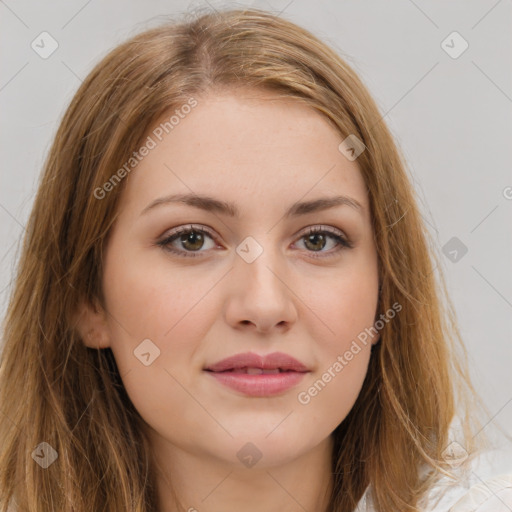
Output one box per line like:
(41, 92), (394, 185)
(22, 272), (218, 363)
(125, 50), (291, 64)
(79, 88), (380, 470)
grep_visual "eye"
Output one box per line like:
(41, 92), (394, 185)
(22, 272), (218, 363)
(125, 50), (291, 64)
(293, 226), (353, 259)
(156, 224), (353, 259)
(156, 224), (217, 258)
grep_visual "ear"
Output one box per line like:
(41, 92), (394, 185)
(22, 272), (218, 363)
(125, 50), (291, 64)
(72, 298), (112, 349)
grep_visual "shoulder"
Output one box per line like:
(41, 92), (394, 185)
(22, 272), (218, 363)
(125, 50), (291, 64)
(354, 448), (512, 512)
(443, 473), (512, 511)
(428, 448), (512, 512)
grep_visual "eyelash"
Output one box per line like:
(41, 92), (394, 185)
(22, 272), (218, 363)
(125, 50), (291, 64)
(156, 224), (353, 259)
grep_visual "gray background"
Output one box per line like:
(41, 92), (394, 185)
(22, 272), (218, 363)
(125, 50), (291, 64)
(1, 0), (511, 448)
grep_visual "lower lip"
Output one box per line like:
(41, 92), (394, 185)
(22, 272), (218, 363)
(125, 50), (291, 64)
(205, 371), (307, 397)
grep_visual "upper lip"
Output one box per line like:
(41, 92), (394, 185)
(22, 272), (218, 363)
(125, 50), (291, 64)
(204, 351), (310, 372)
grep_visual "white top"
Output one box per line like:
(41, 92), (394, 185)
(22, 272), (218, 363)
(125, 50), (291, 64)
(354, 448), (512, 511)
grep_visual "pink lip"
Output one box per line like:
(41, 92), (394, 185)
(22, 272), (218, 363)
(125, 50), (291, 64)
(204, 351), (310, 397)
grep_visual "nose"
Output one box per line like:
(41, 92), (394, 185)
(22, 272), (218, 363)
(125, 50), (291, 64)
(224, 243), (298, 334)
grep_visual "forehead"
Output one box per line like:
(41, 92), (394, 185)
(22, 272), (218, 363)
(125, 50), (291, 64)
(117, 89), (369, 219)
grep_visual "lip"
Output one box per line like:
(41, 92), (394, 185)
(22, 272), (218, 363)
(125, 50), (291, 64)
(205, 351), (310, 372)
(204, 351), (310, 397)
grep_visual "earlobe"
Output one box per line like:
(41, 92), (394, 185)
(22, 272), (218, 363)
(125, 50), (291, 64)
(72, 299), (112, 349)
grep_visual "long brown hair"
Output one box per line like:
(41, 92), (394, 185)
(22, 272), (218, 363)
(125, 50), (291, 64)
(0, 7), (485, 511)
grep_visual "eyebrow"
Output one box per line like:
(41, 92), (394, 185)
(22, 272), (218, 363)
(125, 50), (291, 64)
(140, 193), (364, 218)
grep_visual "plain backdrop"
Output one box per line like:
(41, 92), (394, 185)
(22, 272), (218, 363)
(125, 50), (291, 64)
(1, 0), (511, 449)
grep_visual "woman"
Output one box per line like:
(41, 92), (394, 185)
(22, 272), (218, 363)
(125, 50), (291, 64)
(1, 7), (510, 512)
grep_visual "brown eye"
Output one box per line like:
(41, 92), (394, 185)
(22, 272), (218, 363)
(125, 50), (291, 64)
(295, 226), (353, 258)
(157, 225), (217, 258)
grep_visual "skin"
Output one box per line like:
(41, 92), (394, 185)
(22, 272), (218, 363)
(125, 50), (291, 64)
(77, 87), (380, 512)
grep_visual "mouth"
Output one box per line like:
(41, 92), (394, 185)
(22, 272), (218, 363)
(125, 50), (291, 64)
(205, 367), (305, 374)
(204, 352), (310, 396)
(204, 351), (309, 373)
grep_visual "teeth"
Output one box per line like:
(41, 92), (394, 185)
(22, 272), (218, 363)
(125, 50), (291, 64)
(243, 367), (280, 375)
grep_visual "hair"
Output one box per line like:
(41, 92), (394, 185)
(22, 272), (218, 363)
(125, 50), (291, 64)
(0, 6), (487, 512)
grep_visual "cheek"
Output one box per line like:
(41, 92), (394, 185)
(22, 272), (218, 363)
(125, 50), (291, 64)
(307, 262), (379, 354)
(287, 265), (377, 431)
(101, 245), (221, 377)
(100, 253), (224, 450)
(297, 262), (378, 413)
